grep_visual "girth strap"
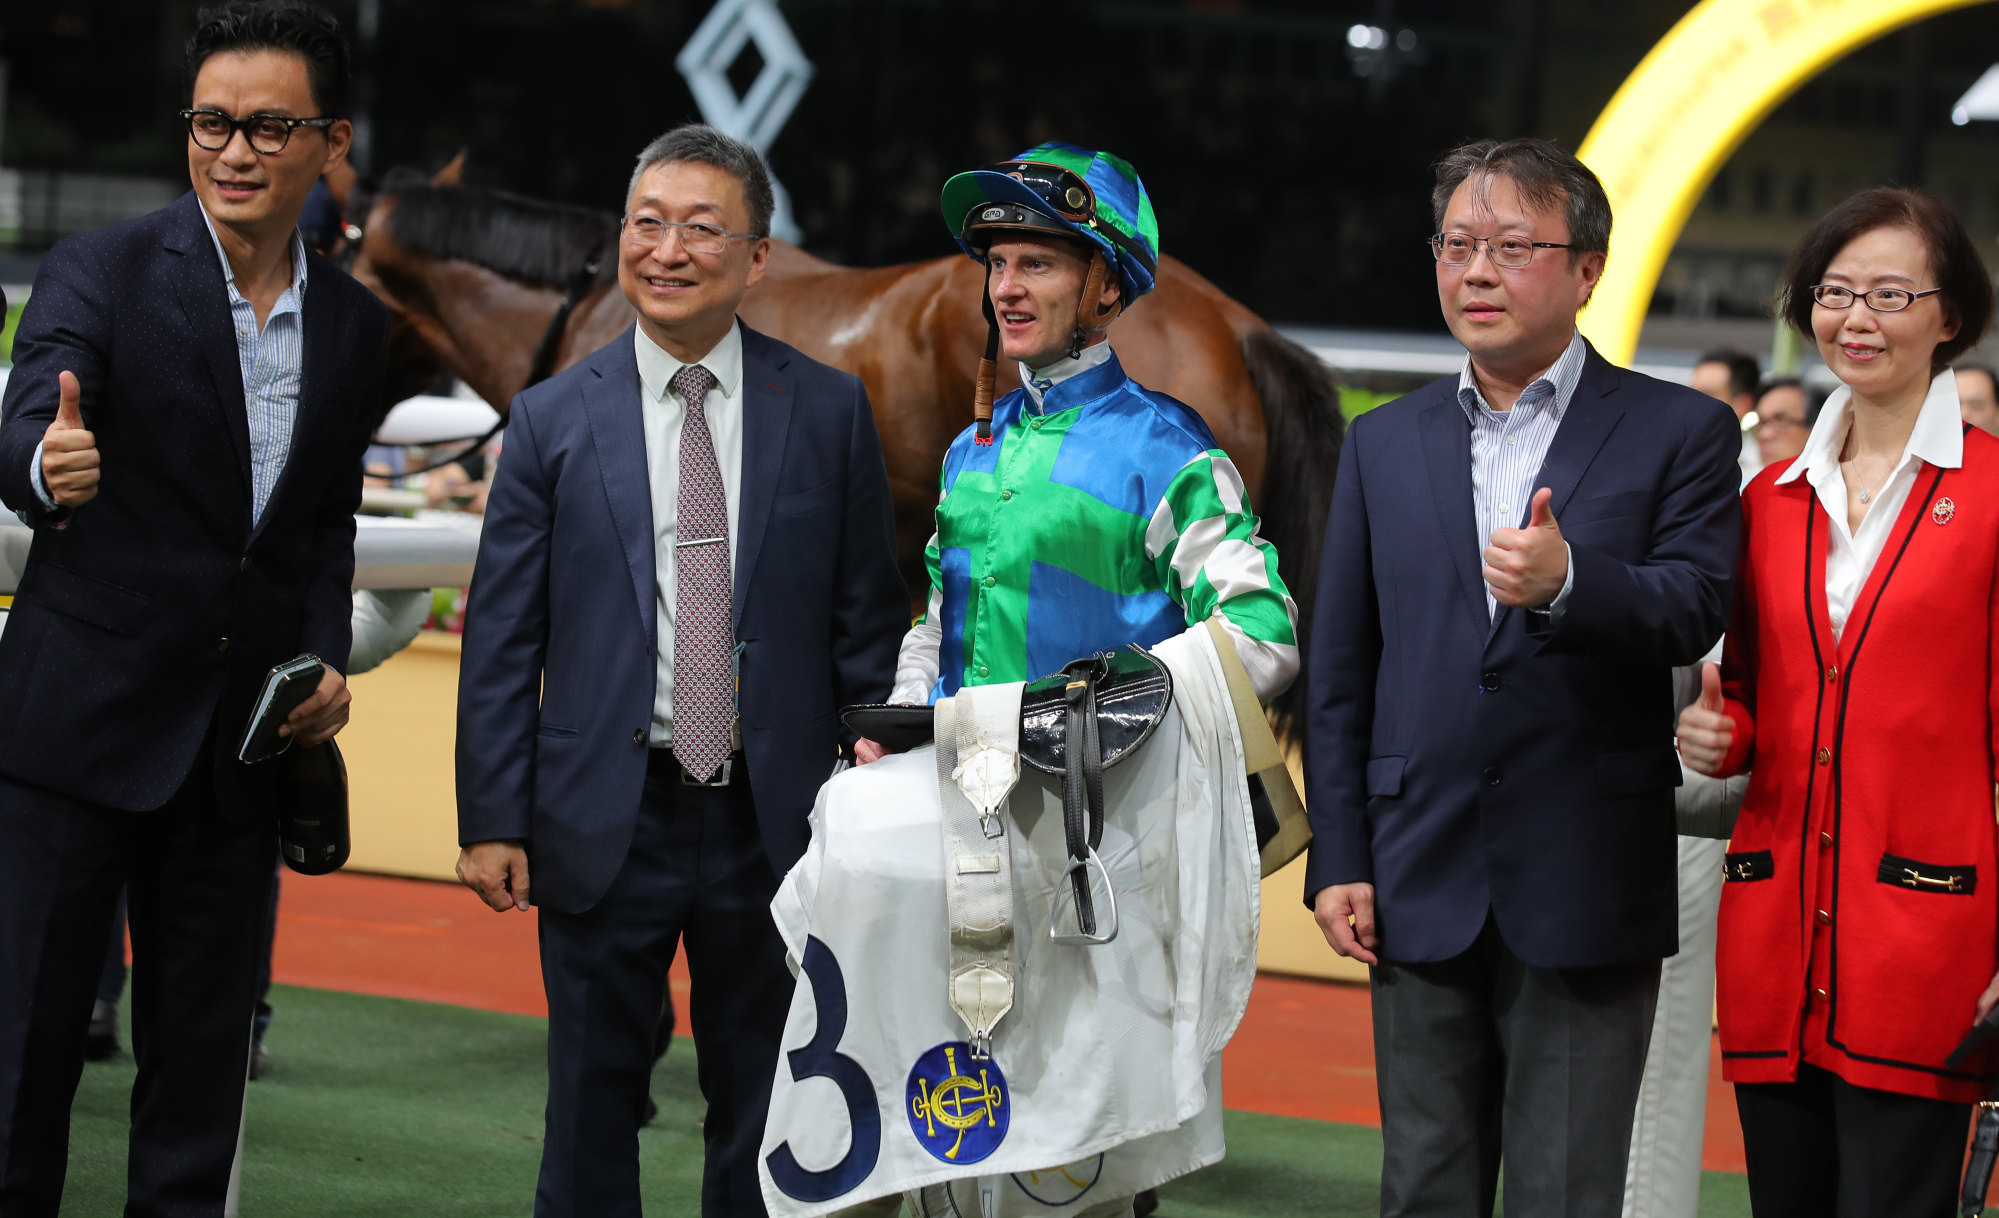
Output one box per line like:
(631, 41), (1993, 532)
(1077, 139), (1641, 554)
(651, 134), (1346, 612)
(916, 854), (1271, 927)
(935, 681), (1024, 1060)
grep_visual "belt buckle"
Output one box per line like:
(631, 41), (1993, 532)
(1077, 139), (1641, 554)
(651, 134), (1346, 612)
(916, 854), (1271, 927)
(680, 756), (733, 787)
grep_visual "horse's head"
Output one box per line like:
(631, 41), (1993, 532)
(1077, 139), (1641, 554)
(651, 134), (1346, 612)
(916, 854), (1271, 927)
(340, 158), (470, 424)
(341, 158), (620, 411)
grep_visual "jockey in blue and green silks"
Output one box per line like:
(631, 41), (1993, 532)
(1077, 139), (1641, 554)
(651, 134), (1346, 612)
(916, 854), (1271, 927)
(876, 143), (1297, 722)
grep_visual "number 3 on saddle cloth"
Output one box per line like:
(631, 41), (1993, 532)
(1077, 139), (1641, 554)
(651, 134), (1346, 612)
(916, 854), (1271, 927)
(756, 625), (1270, 1217)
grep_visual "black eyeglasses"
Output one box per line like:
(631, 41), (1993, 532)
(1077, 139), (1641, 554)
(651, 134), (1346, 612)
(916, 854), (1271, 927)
(1431, 232), (1571, 269)
(1810, 284), (1943, 313)
(181, 109), (336, 155)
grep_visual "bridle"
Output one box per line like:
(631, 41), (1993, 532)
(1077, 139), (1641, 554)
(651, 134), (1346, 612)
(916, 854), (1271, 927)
(341, 214), (605, 476)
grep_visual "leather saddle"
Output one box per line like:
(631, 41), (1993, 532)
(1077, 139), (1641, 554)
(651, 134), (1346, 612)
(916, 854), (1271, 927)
(842, 645), (1173, 943)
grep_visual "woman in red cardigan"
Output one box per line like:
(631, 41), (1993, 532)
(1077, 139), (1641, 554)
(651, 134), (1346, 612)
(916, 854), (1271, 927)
(1679, 187), (1998, 1214)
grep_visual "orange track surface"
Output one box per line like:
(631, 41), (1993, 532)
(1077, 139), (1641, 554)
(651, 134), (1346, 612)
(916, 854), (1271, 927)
(272, 871), (1748, 1173)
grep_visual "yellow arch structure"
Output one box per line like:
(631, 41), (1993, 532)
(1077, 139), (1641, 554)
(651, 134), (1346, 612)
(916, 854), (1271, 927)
(1576, 0), (1991, 364)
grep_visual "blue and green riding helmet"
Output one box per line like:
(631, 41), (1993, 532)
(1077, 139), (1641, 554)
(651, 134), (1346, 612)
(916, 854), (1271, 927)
(940, 143), (1160, 443)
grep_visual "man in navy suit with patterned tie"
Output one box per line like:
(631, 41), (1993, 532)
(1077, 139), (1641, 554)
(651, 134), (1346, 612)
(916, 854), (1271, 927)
(454, 123), (907, 1218)
(1305, 139), (1741, 1216)
(0, 4), (386, 1214)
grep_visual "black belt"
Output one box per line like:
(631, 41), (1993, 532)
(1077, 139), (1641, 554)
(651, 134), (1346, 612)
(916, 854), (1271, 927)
(647, 747), (740, 787)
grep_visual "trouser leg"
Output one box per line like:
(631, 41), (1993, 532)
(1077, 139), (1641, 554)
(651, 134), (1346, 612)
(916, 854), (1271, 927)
(124, 753), (278, 1218)
(253, 861), (280, 1045)
(98, 887), (130, 1004)
(1622, 835), (1724, 1218)
(1827, 1067), (1970, 1218)
(681, 780), (791, 1218)
(535, 772), (692, 1218)
(0, 775), (130, 1218)
(1734, 1068), (1839, 1218)
(1491, 926), (1660, 1218)
(1369, 927), (1504, 1218)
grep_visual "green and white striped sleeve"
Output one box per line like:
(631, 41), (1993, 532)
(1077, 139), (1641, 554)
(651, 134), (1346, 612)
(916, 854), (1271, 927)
(1144, 450), (1299, 701)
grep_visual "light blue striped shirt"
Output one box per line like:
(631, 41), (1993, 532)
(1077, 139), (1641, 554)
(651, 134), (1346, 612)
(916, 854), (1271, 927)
(200, 207), (309, 525)
(28, 209), (308, 526)
(1456, 330), (1585, 621)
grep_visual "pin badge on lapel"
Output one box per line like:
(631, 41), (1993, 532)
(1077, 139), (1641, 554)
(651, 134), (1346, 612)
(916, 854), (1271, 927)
(1933, 497), (1956, 526)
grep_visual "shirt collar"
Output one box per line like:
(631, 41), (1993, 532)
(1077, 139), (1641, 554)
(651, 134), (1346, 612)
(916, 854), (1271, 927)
(197, 203), (308, 302)
(635, 319), (745, 405)
(1021, 340), (1115, 413)
(1456, 330), (1586, 424)
(1773, 368), (1963, 486)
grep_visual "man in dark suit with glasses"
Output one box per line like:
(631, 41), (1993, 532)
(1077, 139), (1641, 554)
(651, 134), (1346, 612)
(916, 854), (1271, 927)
(0, 3), (387, 1214)
(1305, 138), (1741, 1217)
(454, 122), (906, 1217)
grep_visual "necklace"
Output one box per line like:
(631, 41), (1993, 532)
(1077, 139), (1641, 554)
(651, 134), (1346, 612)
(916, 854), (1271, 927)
(1841, 455), (1889, 505)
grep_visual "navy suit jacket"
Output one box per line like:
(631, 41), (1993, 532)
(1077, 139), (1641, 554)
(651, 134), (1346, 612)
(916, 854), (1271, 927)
(456, 322), (907, 914)
(0, 193), (386, 817)
(1303, 344), (1741, 968)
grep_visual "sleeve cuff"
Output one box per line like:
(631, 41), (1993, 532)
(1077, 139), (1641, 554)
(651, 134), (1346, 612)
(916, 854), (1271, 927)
(1532, 542), (1575, 620)
(29, 443), (56, 511)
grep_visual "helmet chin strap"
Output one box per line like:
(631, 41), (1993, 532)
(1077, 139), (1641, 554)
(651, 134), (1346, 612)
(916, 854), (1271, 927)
(973, 281), (1000, 446)
(1069, 251), (1123, 359)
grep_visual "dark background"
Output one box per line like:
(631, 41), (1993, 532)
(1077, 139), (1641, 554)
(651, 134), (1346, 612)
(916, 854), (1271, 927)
(7, 0), (1999, 332)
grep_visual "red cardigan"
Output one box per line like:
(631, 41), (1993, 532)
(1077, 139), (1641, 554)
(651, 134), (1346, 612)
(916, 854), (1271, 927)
(1713, 427), (1999, 1103)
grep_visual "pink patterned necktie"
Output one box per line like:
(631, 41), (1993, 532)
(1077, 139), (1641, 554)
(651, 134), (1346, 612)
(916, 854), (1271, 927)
(670, 364), (735, 781)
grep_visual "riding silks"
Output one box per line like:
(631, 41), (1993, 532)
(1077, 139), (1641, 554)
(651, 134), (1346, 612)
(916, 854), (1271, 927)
(889, 350), (1296, 707)
(758, 626), (1260, 1217)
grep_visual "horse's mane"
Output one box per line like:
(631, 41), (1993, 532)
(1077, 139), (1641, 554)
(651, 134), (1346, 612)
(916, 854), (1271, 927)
(381, 178), (619, 289)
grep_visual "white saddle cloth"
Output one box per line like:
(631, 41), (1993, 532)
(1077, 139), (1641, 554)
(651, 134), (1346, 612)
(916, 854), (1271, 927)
(757, 627), (1261, 1216)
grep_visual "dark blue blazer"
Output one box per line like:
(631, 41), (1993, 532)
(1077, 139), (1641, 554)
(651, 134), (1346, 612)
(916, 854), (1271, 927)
(456, 323), (907, 914)
(0, 193), (386, 818)
(1303, 344), (1741, 968)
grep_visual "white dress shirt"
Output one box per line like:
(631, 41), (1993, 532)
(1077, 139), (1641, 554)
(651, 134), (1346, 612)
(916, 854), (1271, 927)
(635, 321), (746, 745)
(1774, 369), (1963, 641)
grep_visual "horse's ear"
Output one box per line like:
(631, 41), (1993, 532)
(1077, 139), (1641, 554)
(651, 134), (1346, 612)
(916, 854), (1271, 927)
(432, 151), (467, 187)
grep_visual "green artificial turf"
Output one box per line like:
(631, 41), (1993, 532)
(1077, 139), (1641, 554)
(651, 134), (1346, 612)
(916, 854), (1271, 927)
(61, 983), (1751, 1217)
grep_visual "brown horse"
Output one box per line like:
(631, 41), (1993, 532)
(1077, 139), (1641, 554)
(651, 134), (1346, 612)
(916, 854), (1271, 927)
(348, 176), (1344, 720)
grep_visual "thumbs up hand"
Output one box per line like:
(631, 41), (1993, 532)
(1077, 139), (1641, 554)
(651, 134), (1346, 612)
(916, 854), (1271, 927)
(41, 371), (100, 508)
(1482, 486), (1568, 608)
(1676, 661), (1736, 776)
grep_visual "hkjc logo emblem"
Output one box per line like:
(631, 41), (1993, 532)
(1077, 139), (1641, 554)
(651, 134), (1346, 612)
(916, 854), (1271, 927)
(1933, 497), (1956, 526)
(907, 1042), (1008, 1164)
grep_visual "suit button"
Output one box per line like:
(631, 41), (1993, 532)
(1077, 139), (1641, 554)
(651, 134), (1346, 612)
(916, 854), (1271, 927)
(1815, 747), (1830, 766)
(977, 666), (990, 678)
(1480, 671), (1501, 692)
(1000, 490), (1013, 501)
(239, 556), (253, 572)
(1482, 767), (1502, 787)
(215, 637), (230, 654)
(1820, 831), (1833, 848)
(1825, 665), (1837, 682)
(1816, 909), (1831, 925)
(633, 729), (646, 745)
(983, 575), (996, 588)
(1812, 987), (1829, 1001)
